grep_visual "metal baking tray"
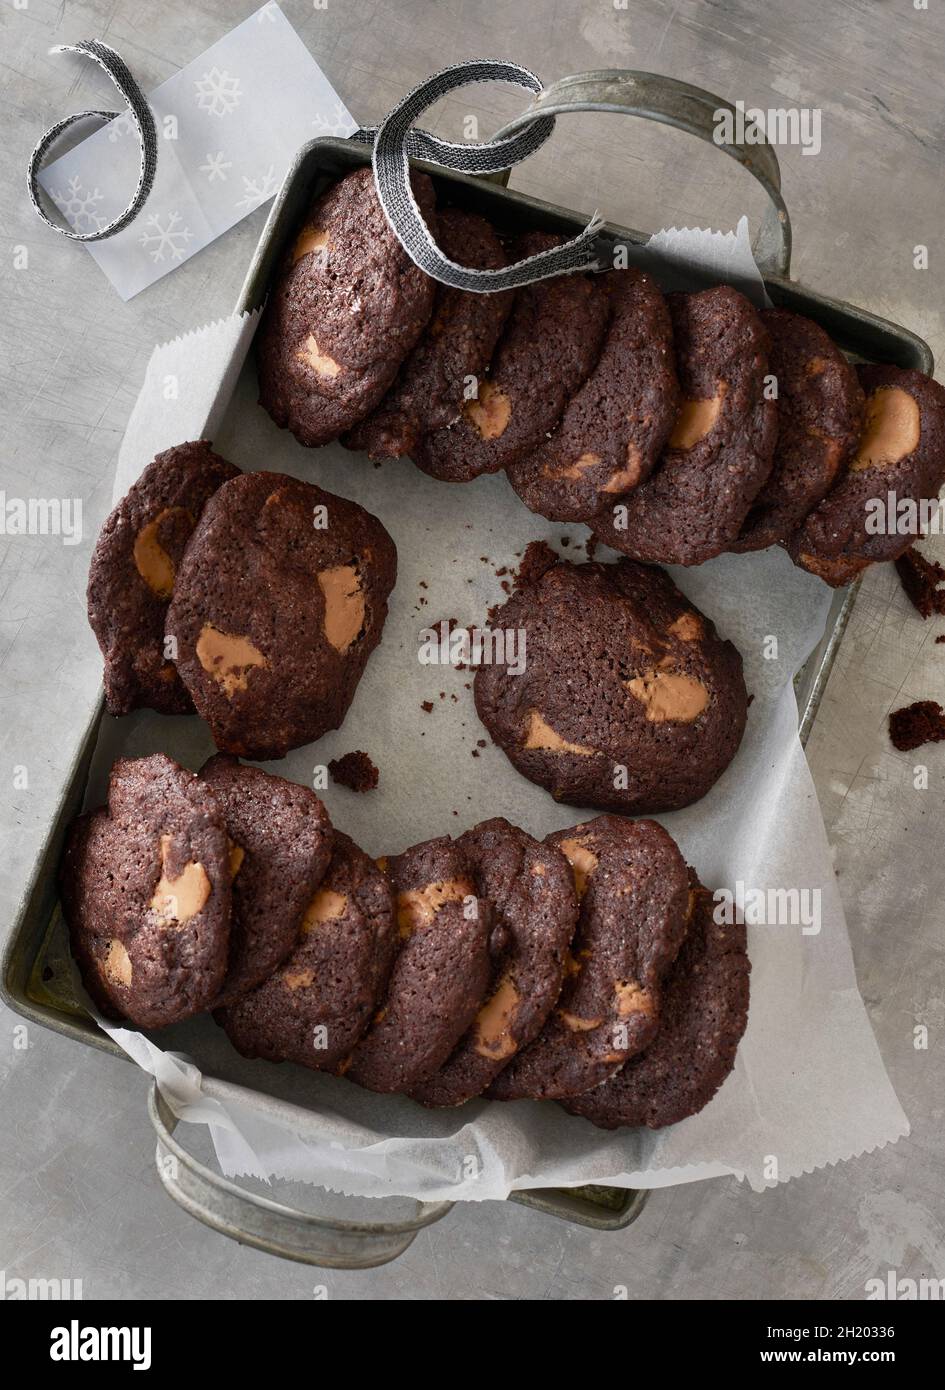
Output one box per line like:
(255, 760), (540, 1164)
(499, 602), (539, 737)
(2, 70), (933, 1269)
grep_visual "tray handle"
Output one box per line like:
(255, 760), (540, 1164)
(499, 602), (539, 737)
(492, 69), (792, 278)
(147, 1081), (453, 1269)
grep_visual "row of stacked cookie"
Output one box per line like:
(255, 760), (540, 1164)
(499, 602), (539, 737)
(256, 165), (945, 587)
(60, 753), (750, 1131)
(87, 444), (395, 760)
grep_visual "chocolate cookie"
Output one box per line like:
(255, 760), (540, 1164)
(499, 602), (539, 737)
(731, 308), (864, 552)
(217, 832), (396, 1072)
(59, 754), (231, 1029)
(787, 364), (945, 586)
(564, 874), (750, 1129)
(199, 755), (333, 1006)
(411, 233), (610, 482)
(410, 819), (578, 1107)
(590, 286), (778, 565)
(166, 471), (397, 760)
(87, 442), (240, 715)
(506, 270), (679, 520)
(346, 836), (491, 1094)
(488, 816), (691, 1101)
(343, 208), (512, 460)
(256, 166), (437, 447)
(474, 557), (748, 814)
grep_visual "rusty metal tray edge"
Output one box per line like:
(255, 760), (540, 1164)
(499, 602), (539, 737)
(1, 106), (931, 1262)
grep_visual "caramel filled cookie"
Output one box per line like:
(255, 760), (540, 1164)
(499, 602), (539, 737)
(346, 836), (491, 1093)
(199, 755), (333, 1006)
(787, 364), (945, 586)
(564, 873), (750, 1128)
(506, 270), (679, 520)
(474, 557), (747, 814)
(731, 308), (864, 552)
(343, 208), (512, 460)
(410, 818), (578, 1107)
(87, 442), (240, 715)
(166, 471), (396, 760)
(488, 816), (690, 1101)
(590, 285), (778, 565)
(411, 233), (610, 482)
(59, 754), (231, 1029)
(217, 832), (395, 1073)
(256, 167), (437, 446)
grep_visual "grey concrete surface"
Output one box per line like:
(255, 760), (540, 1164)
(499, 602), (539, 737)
(1, 0), (944, 1300)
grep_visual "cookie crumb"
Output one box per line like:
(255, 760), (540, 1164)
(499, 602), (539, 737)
(485, 545), (555, 621)
(514, 539), (559, 590)
(328, 751), (379, 792)
(895, 546), (945, 618)
(889, 700), (945, 751)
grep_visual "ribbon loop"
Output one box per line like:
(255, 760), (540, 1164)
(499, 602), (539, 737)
(27, 39), (158, 242)
(356, 60), (606, 293)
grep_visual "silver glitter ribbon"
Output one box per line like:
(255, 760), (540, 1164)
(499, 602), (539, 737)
(27, 39), (158, 242)
(354, 60), (606, 292)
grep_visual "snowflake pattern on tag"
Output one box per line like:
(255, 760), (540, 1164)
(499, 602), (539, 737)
(107, 112), (136, 143)
(52, 176), (107, 233)
(139, 212), (195, 262)
(200, 152), (232, 183)
(312, 101), (352, 137)
(235, 166), (280, 210)
(194, 67), (243, 118)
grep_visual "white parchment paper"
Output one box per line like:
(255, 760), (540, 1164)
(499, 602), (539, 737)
(78, 224), (909, 1198)
(644, 216), (772, 305)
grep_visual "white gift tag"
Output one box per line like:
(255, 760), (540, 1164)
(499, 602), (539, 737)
(38, 3), (355, 299)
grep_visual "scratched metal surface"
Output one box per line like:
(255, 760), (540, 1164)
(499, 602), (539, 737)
(1, 0), (943, 1299)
